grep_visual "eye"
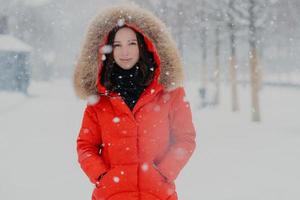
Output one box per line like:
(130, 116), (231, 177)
(113, 44), (121, 48)
(129, 42), (137, 45)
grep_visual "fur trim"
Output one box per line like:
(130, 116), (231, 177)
(73, 3), (184, 99)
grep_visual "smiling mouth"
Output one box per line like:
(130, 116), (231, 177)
(120, 58), (132, 62)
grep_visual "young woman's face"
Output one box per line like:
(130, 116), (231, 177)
(113, 27), (140, 70)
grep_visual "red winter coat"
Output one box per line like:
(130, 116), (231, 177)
(73, 4), (197, 200)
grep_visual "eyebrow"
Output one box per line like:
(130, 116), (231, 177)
(113, 39), (137, 43)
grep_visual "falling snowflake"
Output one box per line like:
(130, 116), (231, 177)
(87, 95), (100, 105)
(120, 171), (125, 175)
(214, 70), (220, 77)
(118, 75), (123, 79)
(101, 45), (113, 54)
(165, 71), (170, 75)
(101, 54), (106, 61)
(141, 163), (149, 171)
(150, 67), (154, 71)
(117, 18), (125, 27)
(125, 147), (130, 151)
(183, 95), (189, 103)
(83, 128), (90, 134)
(153, 105), (160, 112)
(113, 176), (120, 183)
(112, 117), (120, 123)
(150, 89), (155, 94)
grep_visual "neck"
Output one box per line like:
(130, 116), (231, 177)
(111, 63), (140, 88)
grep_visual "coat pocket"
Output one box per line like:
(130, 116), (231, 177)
(152, 163), (169, 183)
(139, 162), (176, 200)
(92, 164), (138, 200)
(95, 168), (114, 189)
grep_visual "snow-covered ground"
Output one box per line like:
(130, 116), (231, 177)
(0, 79), (299, 200)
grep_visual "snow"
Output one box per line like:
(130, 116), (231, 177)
(0, 79), (299, 200)
(87, 95), (100, 105)
(112, 117), (120, 123)
(141, 163), (149, 172)
(153, 105), (160, 112)
(101, 45), (113, 54)
(113, 176), (120, 183)
(117, 18), (125, 27)
(0, 34), (32, 52)
(101, 54), (106, 61)
(82, 128), (90, 134)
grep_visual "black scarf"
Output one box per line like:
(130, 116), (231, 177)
(111, 64), (147, 110)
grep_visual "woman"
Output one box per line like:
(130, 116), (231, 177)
(74, 4), (196, 200)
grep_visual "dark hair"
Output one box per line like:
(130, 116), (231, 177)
(100, 25), (157, 92)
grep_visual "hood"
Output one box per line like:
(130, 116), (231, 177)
(73, 3), (184, 99)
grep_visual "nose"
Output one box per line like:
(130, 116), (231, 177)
(120, 46), (129, 57)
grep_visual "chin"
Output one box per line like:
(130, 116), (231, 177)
(118, 63), (135, 70)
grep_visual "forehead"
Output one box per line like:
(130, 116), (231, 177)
(114, 27), (137, 41)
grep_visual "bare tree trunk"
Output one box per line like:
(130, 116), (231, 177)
(199, 0), (208, 107)
(229, 45), (239, 112)
(227, 0), (239, 112)
(213, 25), (221, 105)
(228, 24), (239, 111)
(249, 0), (261, 122)
(250, 48), (261, 121)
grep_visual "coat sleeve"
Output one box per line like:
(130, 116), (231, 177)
(76, 104), (109, 184)
(156, 87), (197, 182)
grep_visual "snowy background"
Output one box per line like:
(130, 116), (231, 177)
(1, 0), (300, 200)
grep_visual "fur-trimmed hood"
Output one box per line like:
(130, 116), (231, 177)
(73, 3), (184, 99)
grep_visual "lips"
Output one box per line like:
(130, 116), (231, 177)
(120, 58), (132, 62)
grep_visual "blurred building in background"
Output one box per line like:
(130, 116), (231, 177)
(0, 15), (32, 94)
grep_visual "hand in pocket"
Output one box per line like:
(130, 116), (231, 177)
(95, 171), (108, 188)
(152, 162), (169, 183)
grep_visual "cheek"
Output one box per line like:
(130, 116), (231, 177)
(113, 50), (119, 60)
(132, 47), (139, 59)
